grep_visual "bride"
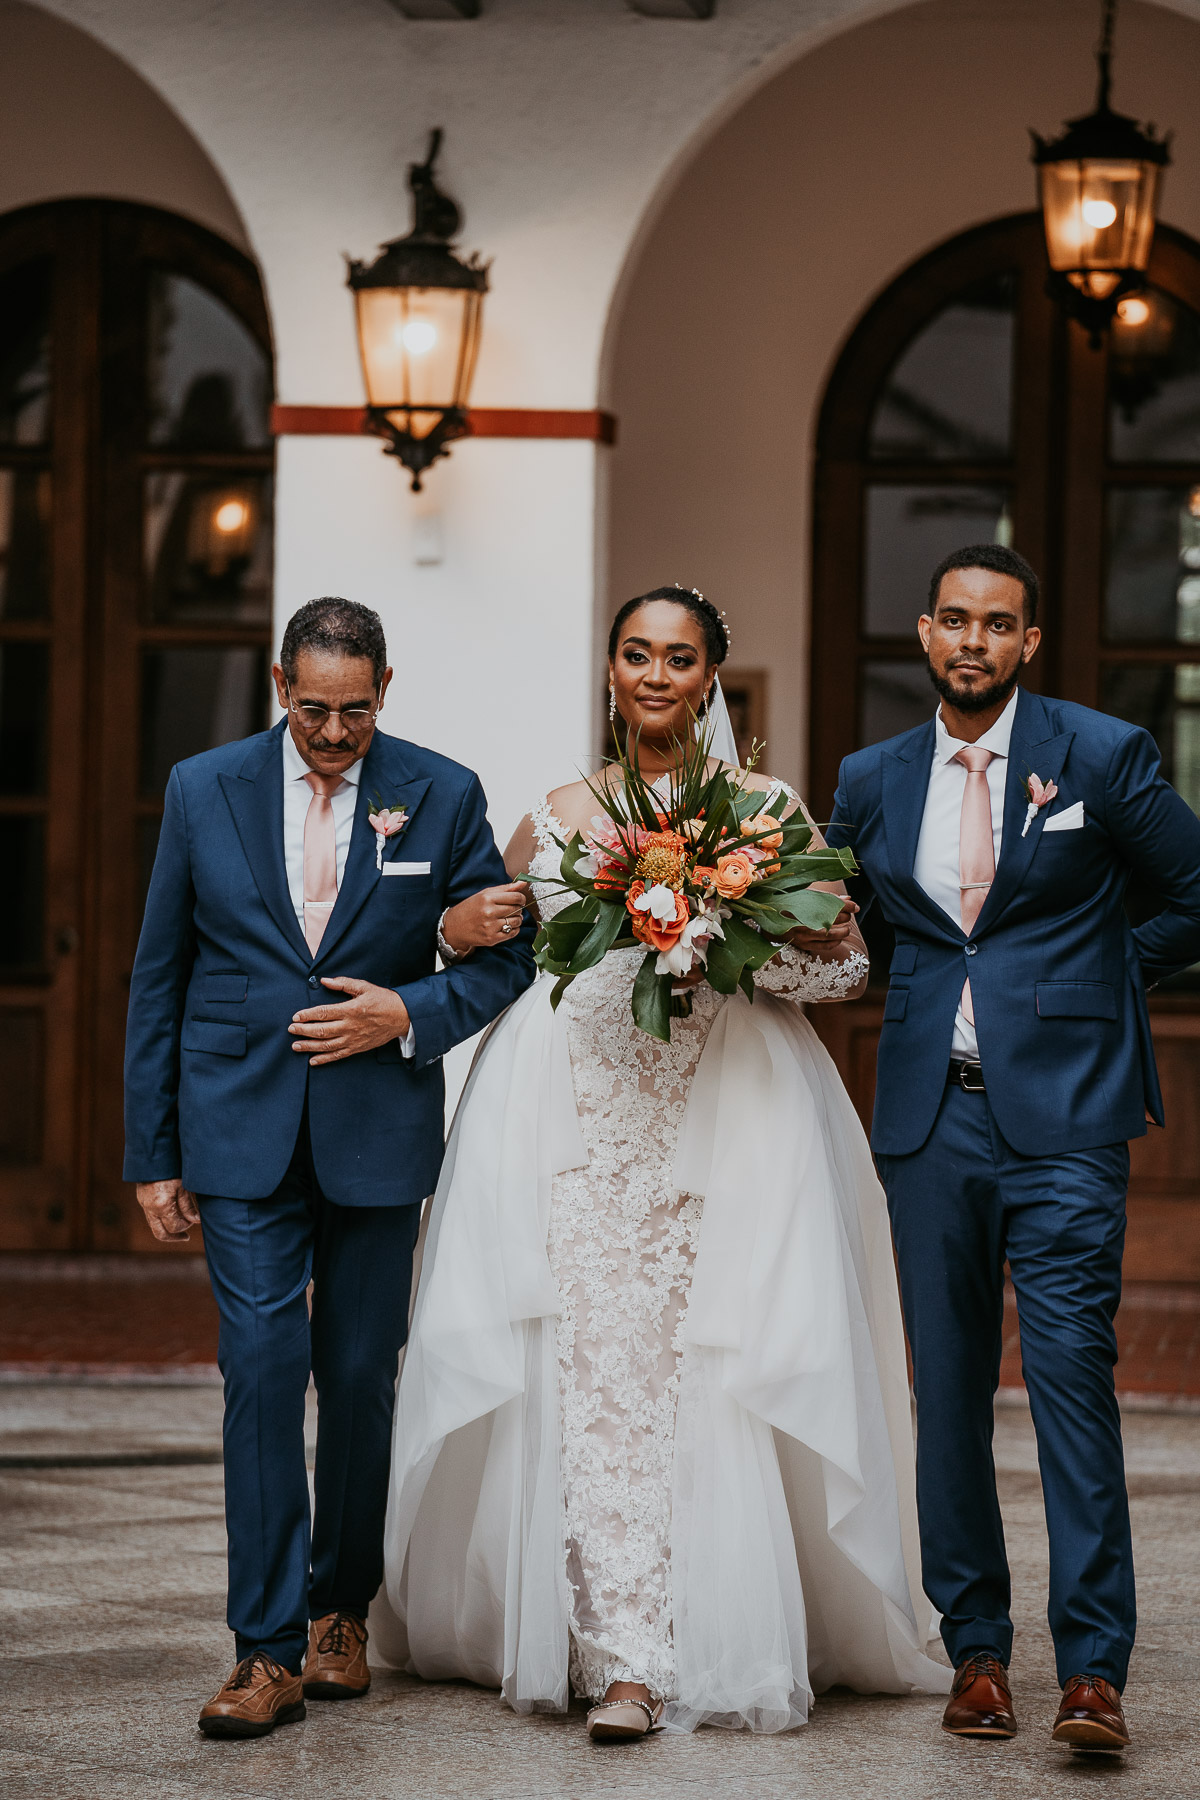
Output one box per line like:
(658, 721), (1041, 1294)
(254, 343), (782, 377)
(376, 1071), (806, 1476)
(371, 585), (950, 1737)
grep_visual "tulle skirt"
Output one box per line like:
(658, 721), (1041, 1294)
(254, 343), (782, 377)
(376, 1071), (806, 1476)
(370, 977), (951, 1730)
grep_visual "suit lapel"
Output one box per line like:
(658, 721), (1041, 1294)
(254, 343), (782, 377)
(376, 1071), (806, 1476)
(881, 720), (961, 935)
(311, 732), (434, 968)
(218, 722), (310, 963)
(973, 688), (1074, 933)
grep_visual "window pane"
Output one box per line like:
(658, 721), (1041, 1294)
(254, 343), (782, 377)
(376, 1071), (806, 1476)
(1104, 486), (1200, 643)
(0, 817), (45, 977)
(1109, 289), (1200, 463)
(864, 484), (1012, 636)
(1101, 663), (1200, 814)
(144, 472), (273, 623)
(139, 647), (269, 798)
(0, 642), (49, 796)
(0, 259), (51, 446)
(0, 469), (51, 620)
(868, 273), (1015, 462)
(860, 660), (931, 748)
(147, 272), (272, 449)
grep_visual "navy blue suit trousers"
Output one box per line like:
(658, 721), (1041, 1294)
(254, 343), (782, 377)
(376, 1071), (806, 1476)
(200, 1109), (420, 1673)
(878, 1084), (1134, 1687)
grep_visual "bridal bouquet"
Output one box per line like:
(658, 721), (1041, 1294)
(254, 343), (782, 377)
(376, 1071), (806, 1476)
(532, 727), (858, 1042)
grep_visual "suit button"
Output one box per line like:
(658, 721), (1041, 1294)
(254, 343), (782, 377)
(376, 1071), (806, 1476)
(965, 944), (978, 956)
(308, 974), (320, 987)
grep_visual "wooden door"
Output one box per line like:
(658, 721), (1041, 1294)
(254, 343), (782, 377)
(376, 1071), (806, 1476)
(810, 213), (1200, 1282)
(0, 201), (274, 1253)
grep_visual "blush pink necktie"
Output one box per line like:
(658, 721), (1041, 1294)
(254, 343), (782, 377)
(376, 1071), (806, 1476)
(302, 771), (346, 955)
(954, 746), (996, 1026)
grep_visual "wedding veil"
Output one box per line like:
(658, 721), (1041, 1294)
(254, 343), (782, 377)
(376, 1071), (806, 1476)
(699, 674), (741, 767)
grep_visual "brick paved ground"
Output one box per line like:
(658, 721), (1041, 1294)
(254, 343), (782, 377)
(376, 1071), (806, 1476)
(2, 1257), (1198, 1399)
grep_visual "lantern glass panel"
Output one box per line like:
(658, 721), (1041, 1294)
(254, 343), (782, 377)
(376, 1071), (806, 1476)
(355, 287), (481, 426)
(1039, 159), (1160, 290)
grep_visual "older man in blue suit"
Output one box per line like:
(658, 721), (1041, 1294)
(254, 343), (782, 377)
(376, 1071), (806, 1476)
(826, 544), (1200, 1753)
(125, 597), (535, 1737)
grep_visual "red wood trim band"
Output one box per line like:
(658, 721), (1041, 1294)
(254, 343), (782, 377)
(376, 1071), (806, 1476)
(270, 404), (616, 444)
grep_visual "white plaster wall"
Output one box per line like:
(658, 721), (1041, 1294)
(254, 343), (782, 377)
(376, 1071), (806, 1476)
(0, 0), (247, 244)
(12, 0), (1200, 841)
(14, 0), (929, 843)
(607, 0), (1200, 808)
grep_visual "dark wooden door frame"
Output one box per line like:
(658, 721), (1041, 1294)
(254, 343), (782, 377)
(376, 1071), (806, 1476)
(0, 199), (274, 1252)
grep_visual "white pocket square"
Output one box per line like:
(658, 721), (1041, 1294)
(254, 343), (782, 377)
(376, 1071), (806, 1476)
(381, 860), (432, 876)
(1043, 802), (1085, 833)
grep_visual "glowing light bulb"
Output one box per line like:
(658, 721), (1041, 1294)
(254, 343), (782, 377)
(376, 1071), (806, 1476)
(402, 320), (437, 356)
(1116, 296), (1151, 327)
(1082, 198), (1118, 230)
(214, 499), (249, 534)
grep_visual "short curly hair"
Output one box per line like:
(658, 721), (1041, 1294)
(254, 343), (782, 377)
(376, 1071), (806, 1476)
(280, 597), (387, 686)
(928, 543), (1039, 626)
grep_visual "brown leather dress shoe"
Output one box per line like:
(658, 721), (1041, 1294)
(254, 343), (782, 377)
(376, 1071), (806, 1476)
(303, 1610), (370, 1700)
(941, 1654), (1018, 1738)
(198, 1652), (305, 1739)
(1052, 1675), (1130, 1750)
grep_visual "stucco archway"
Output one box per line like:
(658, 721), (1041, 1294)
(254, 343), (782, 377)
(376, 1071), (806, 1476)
(603, 0), (1200, 794)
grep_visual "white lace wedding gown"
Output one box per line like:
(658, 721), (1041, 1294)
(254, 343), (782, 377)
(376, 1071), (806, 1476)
(371, 793), (951, 1730)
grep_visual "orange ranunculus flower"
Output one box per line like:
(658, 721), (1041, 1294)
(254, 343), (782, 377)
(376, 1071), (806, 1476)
(626, 881), (690, 952)
(714, 851), (756, 899)
(742, 812), (784, 850)
(692, 864), (717, 890)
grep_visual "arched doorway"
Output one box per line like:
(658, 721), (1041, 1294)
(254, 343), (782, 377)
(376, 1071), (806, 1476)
(810, 211), (1200, 1282)
(0, 199), (274, 1253)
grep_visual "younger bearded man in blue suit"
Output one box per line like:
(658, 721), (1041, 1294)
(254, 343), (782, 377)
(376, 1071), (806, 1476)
(124, 597), (535, 1737)
(826, 545), (1200, 1752)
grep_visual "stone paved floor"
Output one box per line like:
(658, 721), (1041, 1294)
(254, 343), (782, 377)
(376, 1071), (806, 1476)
(1, 1386), (1198, 1799)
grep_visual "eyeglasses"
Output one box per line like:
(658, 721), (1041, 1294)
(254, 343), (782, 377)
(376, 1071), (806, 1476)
(287, 686), (380, 732)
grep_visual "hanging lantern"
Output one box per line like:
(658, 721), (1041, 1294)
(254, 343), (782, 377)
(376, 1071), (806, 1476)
(347, 130), (489, 491)
(1031, 0), (1170, 344)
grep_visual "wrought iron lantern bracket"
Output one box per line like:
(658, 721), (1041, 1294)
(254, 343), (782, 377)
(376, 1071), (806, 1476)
(347, 129), (489, 489)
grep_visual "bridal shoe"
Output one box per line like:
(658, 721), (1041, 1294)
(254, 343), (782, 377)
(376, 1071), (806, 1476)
(198, 1652), (306, 1738)
(586, 1694), (664, 1741)
(303, 1610), (371, 1700)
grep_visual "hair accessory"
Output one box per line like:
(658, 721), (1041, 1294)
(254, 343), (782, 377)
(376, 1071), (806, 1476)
(674, 582), (732, 654)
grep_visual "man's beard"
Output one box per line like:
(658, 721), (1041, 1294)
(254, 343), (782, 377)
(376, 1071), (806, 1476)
(925, 655), (1018, 717)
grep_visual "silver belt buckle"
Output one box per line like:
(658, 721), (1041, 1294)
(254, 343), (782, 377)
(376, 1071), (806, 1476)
(957, 1059), (985, 1092)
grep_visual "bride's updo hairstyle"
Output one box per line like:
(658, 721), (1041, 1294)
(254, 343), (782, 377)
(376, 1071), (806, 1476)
(608, 585), (730, 668)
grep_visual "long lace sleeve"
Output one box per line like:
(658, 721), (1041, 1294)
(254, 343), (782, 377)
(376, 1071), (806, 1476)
(749, 776), (869, 1002)
(755, 943), (870, 1002)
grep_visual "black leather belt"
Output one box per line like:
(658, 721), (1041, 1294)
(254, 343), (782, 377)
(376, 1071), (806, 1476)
(948, 1058), (986, 1092)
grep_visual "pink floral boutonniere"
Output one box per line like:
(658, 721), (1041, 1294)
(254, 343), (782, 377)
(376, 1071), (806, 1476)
(369, 800), (409, 870)
(1021, 772), (1059, 838)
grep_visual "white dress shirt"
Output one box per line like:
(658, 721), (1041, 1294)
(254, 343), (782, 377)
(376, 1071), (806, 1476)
(912, 688), (1018, 1060)
(281, 728), (415, 1058)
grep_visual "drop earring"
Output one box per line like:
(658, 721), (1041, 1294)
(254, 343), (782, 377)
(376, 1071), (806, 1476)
(609, 686), (617, 724)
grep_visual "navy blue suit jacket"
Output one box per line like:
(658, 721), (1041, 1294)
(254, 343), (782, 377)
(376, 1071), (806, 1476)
(826, 688), (1200, 1158)
(123, 720), (536, 1205)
